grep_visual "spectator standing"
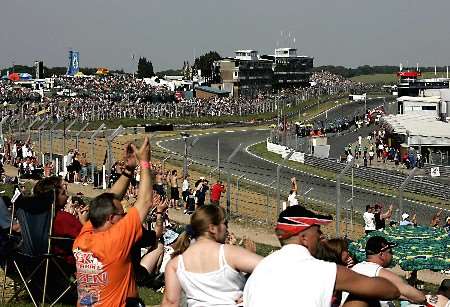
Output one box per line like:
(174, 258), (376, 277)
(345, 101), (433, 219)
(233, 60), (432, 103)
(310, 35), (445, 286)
(73, 137), (153, 307)
(374, 204), (393, 231)
(243, 205), (400, 307)
(287, 177), (298, 207)
(210, 180), (226, 206)
(341, 236), (426, 306)
(168, 170), (182, 209)
(363, 205), (376, 234)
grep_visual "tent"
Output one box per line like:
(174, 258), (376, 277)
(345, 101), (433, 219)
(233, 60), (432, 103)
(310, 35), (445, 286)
(19, 73), (32, 80)
(349, 226), (450, 271)
(8, 73), (20, 81)
(74, 71), (85, 78)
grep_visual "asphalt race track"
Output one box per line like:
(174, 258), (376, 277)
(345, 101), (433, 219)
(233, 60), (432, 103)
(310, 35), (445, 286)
(158, 100), (445, 225)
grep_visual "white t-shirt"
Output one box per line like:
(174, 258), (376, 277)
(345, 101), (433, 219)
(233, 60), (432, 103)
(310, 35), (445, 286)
(287, 192), (298, 206)
(363, 212), (376, 231)
(341, 261), (393, 307)
(244, 244), (336, 307)
(182, 179), (189, 192)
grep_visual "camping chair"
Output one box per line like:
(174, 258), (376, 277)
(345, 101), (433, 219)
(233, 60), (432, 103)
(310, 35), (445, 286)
(1, 191), (77, 307)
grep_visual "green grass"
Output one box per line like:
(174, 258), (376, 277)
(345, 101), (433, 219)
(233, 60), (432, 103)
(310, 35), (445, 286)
(350, 71), (448, 84)
(249, 142), (450, 209)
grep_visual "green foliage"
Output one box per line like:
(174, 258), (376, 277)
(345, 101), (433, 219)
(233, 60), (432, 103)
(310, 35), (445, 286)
(193, 51), (221, 81)
(156, 69), (183, 78)
(137, 57), (154, 78)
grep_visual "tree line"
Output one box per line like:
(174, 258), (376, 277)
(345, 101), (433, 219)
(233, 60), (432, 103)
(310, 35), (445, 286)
(2, 54), (449, 80)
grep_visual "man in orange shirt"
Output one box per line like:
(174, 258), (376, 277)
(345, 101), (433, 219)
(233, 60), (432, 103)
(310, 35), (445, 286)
(73, 137), (154, 307)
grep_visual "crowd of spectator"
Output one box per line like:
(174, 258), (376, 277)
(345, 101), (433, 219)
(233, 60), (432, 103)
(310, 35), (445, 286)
(0, 72), (374, 123)
(1, 73), (449, 306)
(0, 135), (448, 306)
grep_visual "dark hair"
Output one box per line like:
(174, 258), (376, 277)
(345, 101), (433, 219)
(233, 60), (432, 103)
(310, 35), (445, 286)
(171, 170), (177, 175)
(438, 279), (450, 298)
(89, 193), (122, 228)
(366, 205), (371, 211)
(172, 205), (225, 257)
(33, 176), (62, 198)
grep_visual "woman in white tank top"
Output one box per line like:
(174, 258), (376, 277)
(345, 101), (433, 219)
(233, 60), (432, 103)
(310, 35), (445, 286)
(161, 206), (262, 307)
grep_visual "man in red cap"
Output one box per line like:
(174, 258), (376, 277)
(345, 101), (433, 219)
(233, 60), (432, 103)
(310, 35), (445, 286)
(243, 205), (400, 307)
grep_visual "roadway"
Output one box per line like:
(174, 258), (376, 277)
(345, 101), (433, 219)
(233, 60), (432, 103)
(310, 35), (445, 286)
(157, 100), (442, 225)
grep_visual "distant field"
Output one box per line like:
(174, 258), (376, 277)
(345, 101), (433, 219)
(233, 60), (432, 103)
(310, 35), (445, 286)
(350, 71), (449, 84)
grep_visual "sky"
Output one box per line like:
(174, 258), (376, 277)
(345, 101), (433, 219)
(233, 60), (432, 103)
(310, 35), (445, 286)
(1, 0), (450, 72)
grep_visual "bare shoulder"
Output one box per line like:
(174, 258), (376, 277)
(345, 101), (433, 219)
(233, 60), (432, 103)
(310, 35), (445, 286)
(167, 256), (180, 271)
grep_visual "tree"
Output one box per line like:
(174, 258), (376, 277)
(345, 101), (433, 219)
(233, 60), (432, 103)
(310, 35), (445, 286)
(193, 51), (221, 82)
(137, 57), (154, 78)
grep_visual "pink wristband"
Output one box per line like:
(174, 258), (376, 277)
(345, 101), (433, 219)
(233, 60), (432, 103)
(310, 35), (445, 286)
(140, 161), (151, 170)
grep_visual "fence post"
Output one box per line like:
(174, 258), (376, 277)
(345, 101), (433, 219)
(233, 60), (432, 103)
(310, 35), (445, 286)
(235, 174), (245, 214)
(37, 119), (50, 162)
(181, 133), (199, 178)
(27, 117), (40, 138)
(276, 150), (295, 217)
(398, 167), (418, 220)
(90, 123), (106, 183)
(75, 122), (90, 150)
(63, 119), (78, 157)
(226, 143), (242, 218)
(303, 186), (313, 205)
(106, 125), (125, 177)
(336, 159), (354, 237)
(217, 138), (220, 179)
(267, 180), (276, 223)
(0, 116), (9, 147)
(49, 121), (61, 162)
(162, 154), (173, 171)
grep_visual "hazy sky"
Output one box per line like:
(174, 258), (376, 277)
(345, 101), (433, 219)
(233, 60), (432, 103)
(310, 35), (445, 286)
(2, 0), (450, 72)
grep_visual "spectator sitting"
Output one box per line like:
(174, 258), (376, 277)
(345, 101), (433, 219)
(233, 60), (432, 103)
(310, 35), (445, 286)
(73, 137), (153, 306)
(400, 213), (416, 227)
(33, 176), (88, 272)
(430, 209), (443, 228)
(444, 217), (450, 233)
(243, 205), (400, 307)
(161, 205), (263, 307)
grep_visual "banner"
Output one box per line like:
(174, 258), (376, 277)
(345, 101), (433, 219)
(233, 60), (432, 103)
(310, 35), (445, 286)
(67, 50), (80, 76)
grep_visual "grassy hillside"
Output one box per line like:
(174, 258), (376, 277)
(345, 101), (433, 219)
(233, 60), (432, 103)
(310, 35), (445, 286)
(351, 71), (449, 84)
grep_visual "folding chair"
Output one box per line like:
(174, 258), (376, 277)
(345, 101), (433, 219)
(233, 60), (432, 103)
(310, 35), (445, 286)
(1, 191), (77, 307)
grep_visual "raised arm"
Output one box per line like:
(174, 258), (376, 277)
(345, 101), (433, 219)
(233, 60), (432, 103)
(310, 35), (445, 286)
(132, 137), (154, 222)
(109, 143), (137, 199)
(381, 204), (393, 219)
(290, 177), (297, 193)
(153, 195), (169, 239)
